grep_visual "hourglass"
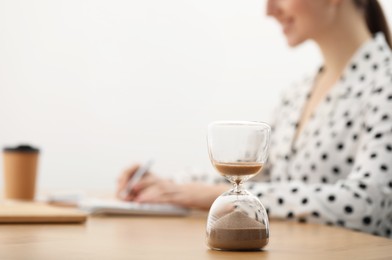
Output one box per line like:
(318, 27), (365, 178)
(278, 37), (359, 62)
(206, 121), (271, 251)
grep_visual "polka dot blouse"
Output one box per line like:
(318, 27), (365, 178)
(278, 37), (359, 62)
(247, 33), (392, 237)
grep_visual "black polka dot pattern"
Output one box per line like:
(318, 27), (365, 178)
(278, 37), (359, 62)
(344, 206), (354, 214)
(312, 211), (320, 218)
(241, 33), (392, 238)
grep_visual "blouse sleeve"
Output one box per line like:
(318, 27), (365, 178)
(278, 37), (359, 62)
(245, 75), (392, 236)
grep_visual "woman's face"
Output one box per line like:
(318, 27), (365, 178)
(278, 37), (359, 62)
(266, 0), (337, 47)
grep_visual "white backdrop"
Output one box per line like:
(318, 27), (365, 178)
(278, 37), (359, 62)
(1, 0), (392, 191)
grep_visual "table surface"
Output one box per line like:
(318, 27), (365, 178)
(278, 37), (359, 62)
(0, 213), (391, 260)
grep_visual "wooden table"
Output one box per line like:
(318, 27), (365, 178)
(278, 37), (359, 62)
(0, 213), (391, 260)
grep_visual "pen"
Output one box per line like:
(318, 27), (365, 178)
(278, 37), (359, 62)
(120, 159), (154, 199)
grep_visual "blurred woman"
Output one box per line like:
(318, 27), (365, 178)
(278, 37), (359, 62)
(117, 0), (392, 237)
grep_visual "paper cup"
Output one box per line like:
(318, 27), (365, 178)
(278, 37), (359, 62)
(3, 145), (40, 200)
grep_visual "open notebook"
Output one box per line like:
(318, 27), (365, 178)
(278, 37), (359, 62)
(44, 191), (190, 216)
(78, 199), (190, 216)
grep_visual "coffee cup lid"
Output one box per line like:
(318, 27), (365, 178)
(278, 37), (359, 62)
(3, 144), (39, 153)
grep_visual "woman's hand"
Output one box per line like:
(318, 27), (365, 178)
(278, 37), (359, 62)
(116, 164), (229, 210)
(116, 164), (147, 201)
(133, 178), (229, 210)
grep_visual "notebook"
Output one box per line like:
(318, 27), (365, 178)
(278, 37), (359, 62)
(78, 198), (190, 216)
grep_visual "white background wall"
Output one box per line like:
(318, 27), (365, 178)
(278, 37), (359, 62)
(1, 0), (392, 192)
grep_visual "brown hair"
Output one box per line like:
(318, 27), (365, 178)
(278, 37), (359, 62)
(353, 0), (392, 48)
